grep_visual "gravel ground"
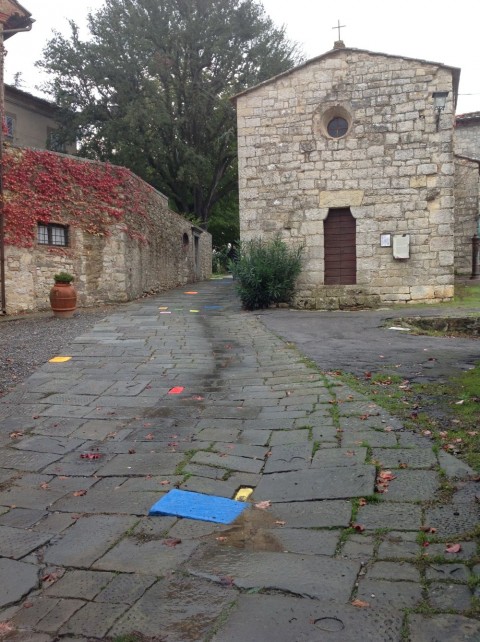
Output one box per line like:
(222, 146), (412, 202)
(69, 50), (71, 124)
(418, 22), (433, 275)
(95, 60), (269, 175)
(0, 304), (124, 396)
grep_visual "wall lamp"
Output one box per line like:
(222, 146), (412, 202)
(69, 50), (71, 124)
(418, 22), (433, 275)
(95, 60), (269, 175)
(433, 91), (449, 131)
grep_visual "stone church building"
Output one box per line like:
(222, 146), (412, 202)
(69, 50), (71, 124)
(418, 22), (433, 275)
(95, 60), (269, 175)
(234, 43), (479, 308)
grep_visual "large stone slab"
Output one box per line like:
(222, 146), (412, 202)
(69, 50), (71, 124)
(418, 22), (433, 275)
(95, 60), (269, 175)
(0, 558), (39, 607)
(254, 466), (375, 502)
(95, 452), (184, 476)
(0, 450), (62, 472)
(357, 503), (422, 531)
(190, 451), (264, 474)
(408, 614), (480, 642)
(11, 435), (86, 454)
(51, 490), (157, 516)
(44, 514), (136, 567)
(381, 469), (440, 502)
(109, 576), (235, 640)
(188, 546), (359, 600)
(0, 525), (53, 559)
(211, 594), (403, 642)
(93, 536), (199, 575)
(311, 447), (368, 468)
(371, 447), (437, 469)
(263, 443), (313, 473)
(424, 504), (480, 537)
(356, 578), (422, 608)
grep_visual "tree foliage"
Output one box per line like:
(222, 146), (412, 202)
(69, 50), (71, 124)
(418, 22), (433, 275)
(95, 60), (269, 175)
(39, 0), (301, 226)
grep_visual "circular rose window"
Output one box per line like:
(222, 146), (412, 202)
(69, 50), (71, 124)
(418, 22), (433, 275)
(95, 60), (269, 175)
(327, 116), (349, 138)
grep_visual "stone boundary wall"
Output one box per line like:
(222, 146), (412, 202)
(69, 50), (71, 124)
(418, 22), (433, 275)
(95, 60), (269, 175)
(454, 156), (479, 276)
(4, 152), (212, 314)
(236, 49), (457, 308)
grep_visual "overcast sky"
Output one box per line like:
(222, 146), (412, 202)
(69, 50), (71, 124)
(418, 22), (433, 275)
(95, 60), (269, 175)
(4, 0), (480, 114)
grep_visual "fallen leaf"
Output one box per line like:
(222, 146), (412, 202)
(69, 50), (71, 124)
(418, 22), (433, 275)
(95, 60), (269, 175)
(445, 543), (462, 554)
(23, 602), (33, 609)
(72, 490), (87, 497)
(160, 480), (170, 486)
(9, 431), (24, 439)
(420, 526), (437, 534)
(254, 500), (272, 510)
(455, 399), (465, 405)
(422, 430), (432, 437)
(145, 433), (154, 440)
(163, 538), (182, 548)
(399, 463), (408, 469)
(358, 498), (367, 506)
(352, 523), (365, 532)
(192, 395), (204, 401)
(0, 622), (15, 635)
(360, 414), (369, 420)
(219, 575), (235, 587)
(378, 470), (396, 482)
(58, 476), (69, 480)
(39, 482), (50, 490)
(41, 572), (59, 583)
(274, 520), (286, 526)
(128, 448), (136, 454)
(364, 372), (372, 379)
(351, 599), (370, 608)
(422, 542), (430, 547)
(216, 536), (227, 542)
(80, 453), (102, 460)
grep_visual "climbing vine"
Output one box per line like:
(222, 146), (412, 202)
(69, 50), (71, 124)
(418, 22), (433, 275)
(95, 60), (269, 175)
(2, 147), (156, 248)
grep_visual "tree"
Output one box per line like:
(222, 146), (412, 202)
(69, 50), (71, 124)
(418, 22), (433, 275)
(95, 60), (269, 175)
(39, 0), (302, 227)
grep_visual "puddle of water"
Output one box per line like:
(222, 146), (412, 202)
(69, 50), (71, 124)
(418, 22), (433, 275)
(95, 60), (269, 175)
(212, 508), (284, 552)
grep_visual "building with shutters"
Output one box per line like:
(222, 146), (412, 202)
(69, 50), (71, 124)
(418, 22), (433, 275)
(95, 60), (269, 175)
(233, 42), (479, 308)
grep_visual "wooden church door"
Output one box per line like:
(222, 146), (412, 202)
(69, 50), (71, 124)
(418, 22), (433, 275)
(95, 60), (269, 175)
(324, 208), (356, 285)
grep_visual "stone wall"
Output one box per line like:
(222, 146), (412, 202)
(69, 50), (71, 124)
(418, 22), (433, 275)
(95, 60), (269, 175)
(236, 48), (458, 308)
(454, 157), (479, 275)
(4, 153), (212, 314)
(455, 114), (480, 160)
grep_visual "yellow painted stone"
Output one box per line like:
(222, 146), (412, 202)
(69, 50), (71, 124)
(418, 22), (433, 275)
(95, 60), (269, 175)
(190, 310), (199, 313)
(184, 291), (198, 295)
(235, 487), (254, 501)
(49, 356), (72, 363)
(158, 307), (169, 310)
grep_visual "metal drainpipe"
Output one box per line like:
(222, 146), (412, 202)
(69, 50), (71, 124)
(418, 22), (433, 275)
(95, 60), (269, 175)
(0, 22), (33, 314)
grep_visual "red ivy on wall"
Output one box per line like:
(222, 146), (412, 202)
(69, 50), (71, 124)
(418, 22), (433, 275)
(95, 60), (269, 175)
(2, 147), (154, 248)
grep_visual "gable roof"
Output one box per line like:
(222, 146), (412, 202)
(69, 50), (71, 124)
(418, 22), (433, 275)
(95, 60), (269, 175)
(232, 46), (460, 108)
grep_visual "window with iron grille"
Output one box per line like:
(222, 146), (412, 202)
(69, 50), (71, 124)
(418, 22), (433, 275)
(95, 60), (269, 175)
(37, 223), (69, 247)
(5, 114), (15, 139)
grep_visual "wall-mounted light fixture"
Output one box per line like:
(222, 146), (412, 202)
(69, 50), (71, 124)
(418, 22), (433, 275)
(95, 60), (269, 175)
(433, 91), (449, 131)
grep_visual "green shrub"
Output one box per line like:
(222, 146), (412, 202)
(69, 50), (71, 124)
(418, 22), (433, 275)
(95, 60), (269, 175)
(229, 236), (303, 310)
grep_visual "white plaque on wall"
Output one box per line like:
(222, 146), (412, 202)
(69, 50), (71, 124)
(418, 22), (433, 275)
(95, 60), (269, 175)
(393, 234), (410, 259)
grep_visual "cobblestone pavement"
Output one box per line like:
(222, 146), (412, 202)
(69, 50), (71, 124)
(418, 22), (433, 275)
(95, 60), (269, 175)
(0, 278), (478, 641)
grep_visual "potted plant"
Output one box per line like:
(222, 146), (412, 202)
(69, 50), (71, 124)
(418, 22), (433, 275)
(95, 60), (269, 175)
(50, 272), (77, 318)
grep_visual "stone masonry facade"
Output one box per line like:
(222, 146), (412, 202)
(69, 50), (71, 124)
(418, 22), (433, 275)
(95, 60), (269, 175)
(5, 156), (212, 314)
(235, 47), (461, 308)
(455, 112), (480, 161)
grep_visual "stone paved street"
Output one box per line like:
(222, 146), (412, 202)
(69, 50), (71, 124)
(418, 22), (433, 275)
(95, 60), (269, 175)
(0, 278), (478, 641)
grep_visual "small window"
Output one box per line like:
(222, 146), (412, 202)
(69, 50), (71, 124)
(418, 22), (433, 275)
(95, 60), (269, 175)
(38, 223), (69, 247)
(47, 128), (66, 153)
(4, 115), (15, 139)
(327, 117), (349, 138)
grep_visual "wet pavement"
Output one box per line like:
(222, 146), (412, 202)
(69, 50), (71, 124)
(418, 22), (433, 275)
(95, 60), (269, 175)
(0, 277), (478, 641)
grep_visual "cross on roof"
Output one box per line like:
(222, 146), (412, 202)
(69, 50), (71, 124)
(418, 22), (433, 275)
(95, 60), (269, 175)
(332, 19), (346, 41)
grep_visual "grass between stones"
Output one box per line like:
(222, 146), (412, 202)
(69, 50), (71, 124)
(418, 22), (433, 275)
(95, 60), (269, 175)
(333, 366), (480, 472)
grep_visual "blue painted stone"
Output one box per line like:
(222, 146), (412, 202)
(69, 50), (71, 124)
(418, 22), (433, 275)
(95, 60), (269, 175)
(204, 305), (223, 310)
(148, 489), (247, 524)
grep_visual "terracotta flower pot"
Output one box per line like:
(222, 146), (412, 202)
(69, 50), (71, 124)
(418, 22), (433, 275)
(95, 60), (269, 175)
(50, 282), (77, 318)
